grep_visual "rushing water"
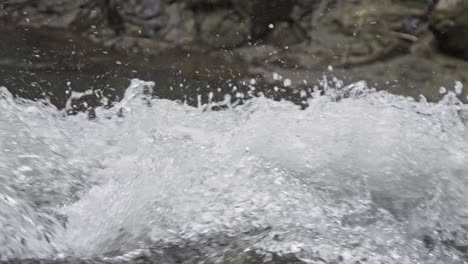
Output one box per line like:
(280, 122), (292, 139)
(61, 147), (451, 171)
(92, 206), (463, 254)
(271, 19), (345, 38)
(1, 78), (468, 263)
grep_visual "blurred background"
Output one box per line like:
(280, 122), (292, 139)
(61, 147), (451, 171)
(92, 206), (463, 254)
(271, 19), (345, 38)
(0, 0), (467, 108)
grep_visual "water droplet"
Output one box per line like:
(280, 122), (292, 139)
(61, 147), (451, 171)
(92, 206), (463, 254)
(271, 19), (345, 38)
(455, 81), (463, 95)
(273, 73), (281, 81)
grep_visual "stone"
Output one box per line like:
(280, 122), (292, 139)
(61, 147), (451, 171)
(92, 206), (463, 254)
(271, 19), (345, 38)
(157, 2), (197, 45)
(232, 0), (292, 37)
(183, 0), (232, 7)
(9, 0), (88, 28)
(120, 0), (162, 37)
(199, 9), (250, 49)
(266, 21), (305, 47)
(286, 0), (428, 69)
(430, 0), (468, 59)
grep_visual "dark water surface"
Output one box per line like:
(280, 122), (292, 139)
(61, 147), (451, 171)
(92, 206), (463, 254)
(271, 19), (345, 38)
(0, 26), (253, 112)
(2, 25), (465, 113)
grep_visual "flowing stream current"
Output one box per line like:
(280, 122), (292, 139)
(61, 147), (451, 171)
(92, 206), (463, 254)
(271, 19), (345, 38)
(1, 78), (468, 263)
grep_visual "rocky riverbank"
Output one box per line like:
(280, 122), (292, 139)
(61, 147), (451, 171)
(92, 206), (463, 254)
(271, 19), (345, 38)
(1, 0), (468, 102)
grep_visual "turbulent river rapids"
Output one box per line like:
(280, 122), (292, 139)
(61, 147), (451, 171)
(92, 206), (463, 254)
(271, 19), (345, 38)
(1, 78), (468, 263)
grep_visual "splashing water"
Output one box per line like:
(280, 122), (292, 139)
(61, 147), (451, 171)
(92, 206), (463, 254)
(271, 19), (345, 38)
(1, 79), (468, 263)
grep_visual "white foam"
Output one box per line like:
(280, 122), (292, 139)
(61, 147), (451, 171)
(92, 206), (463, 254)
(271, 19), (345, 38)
(1, 80), (468, 263)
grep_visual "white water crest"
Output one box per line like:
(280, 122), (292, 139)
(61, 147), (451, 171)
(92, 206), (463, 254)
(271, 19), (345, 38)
(1, 79), (468, 263)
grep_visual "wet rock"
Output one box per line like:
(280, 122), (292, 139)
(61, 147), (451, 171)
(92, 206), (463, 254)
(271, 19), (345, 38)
(183, 0), (232, 8)
(1, 0), (99, 29)
(2, 0), (468, 103)
(199, 9), (250, 48)
(430, 0), (468, 59)
(232, 0), (292, 38)
(119, 0), (162, 37)
(0, 0), (432, 58)
(157, 2), (197, 45)
(290, 0), (428, 68)
(102, 0), (125, 35)
(266, 21), (305, 47)
(227, 0), (433, 75)
(290, 0), (320, 22)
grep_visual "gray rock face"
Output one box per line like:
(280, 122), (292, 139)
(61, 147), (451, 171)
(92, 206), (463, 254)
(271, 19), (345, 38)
(430, 0), (468, 59)
(253, 0), (430, 69)
(0, 0), (431, 55)
(120, 0), (162, 37)
(157, 2), (196, 45)
(199, 9), (250, 48)
(0, 0), (98, 29)
(232, 0), (292, 37)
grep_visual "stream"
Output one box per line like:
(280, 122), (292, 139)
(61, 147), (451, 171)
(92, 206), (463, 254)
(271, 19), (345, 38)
(1, 26), (468, 264)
